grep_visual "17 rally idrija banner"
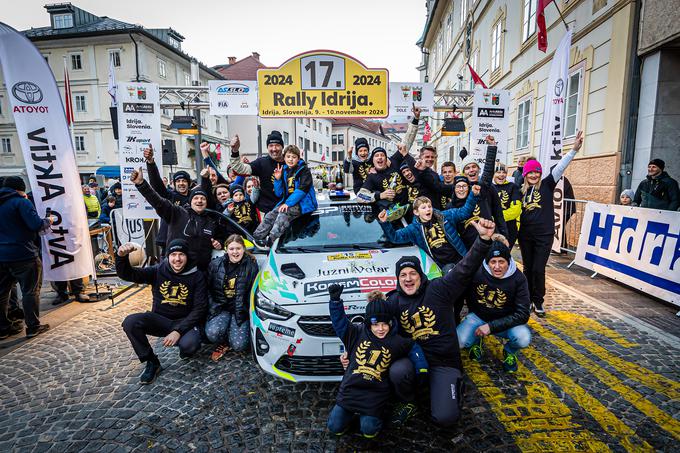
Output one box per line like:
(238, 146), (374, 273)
(388, 82), (434, 117)
(575, 203), (680, 306)
(208, 80), (258, 116)
(258, 50), (388, 118)
(117, 82), (162, 219)
(471, 88), (510, 164)
(0, 22), (94, 281)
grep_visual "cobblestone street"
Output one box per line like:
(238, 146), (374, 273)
(1, 277), (679, 452)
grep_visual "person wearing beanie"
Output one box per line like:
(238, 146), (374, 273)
(358, 145), (415, 210)
(399, 160), (427, 206)
(228, 132), (285, 214)
(226, 184), (259, 233)
(0, 176), (53, 339)
(118, 238), (207, 384)
(633, 158), (679, 211)
(519, 131), (584, 317)
(619, 189), (635, 206)
(385, 219), (496, 427)
(108, 181), (123, 208)
(326, 284), (427, 438)
(457, 241), (531, 373)
(343, 137), (373, 194)
(129, 167), (226, 271)
(253, 144), (317, 244)
(492, 163), (522, 249)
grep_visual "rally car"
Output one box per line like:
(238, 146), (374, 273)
(244, 193), (441, 382)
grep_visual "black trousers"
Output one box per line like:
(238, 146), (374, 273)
(122, 312), (201, 362)
(506, 220), (518, 249)
(389, 358), (464, 427)
(54, 278), (85, 297)
(0, 258), (42, 330)
(518, 233), (553, 305)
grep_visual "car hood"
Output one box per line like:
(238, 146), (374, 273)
(257, 247), (442, 306)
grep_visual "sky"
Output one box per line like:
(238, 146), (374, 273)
(6, 0), (426, 82)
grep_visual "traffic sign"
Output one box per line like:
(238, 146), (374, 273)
(257, 50), (388, 118)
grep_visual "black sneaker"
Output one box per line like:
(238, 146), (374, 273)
(390, 402), (417, 426)
(0, 323), (24, 339)
(533, 302), (546, 318)
(26, 324), (50, 338)
(140, 358), (161, 384)
(74, 293), (91, 302)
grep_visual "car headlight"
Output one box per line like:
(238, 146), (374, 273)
(254, 291), (293, 321)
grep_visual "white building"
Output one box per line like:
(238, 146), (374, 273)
(330, 118), (392, 164)
(0, 2), (228, 183)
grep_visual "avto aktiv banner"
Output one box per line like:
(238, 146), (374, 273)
(575, 203), (680, 306)
(538, 29), (572, 253)
(0, 22), (94, 281)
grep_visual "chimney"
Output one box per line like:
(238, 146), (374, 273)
(252, 52), (260, 61)
(228, 56), (236, 65)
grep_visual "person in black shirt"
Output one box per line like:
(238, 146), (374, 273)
(343, 138), (372, 194)
(226, 185), (259, 234)
(492, 163), (522, 249)
(399, 161), (426, 206)
(357, 147), (411, 210)
(458, 241), (531, 373)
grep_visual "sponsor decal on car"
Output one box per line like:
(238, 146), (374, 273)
(268, 322), (296, 338)
(327, 252), (373, 261)
(304, 276), (397, 296)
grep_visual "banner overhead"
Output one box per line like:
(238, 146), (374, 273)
(471, 88), (511, 164)
(209, 80), (258, 116)
(0, 22), (94, 281)
(388, 82), (434, 116)
(257, 50), (388, 118)
(538, 29), (572, 253)
(117, 82), (162, 219)
(575, 203), (680, 306)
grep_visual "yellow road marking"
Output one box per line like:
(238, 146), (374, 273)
(530, 320), (680, 441)
(464, 342), (611, 452)
(550, 311), (637, 347)
(547, 312), (680, 401)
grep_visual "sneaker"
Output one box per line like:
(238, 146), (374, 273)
(468, 338), (484, 362)
(362, 431), (379, 439)
(533, 302), (546, 318)
(74, 293), (90, 302)
(502, 349), (519, 373)
(25, 324), (50, 338)
(0, 323), (24, 340)
(390, 402), (417, 426)
(210, 344), (230, 362)
(140, 358), (161, 384)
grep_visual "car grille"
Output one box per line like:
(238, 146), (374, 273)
(274, 355), (344, 376)
(298, 316), (336, 337)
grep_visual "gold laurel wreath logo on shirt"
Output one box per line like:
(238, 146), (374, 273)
(476, 283), (508, 309)
(523, 189), (541, 211)
(499, 190), (510, 209)
(159, 281), (189, 306)
(464, 204), (482, 228)
(353, 341), (391, 381)
(400, 306), (439, 340)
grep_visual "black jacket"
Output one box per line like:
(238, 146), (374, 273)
(136, 180), (224, 271)
(466, 259), (530, 333)
(414, 166), (453, 210)
(147, 161), (191, 246)
(0, 188), (48, 262)
(206, 254), (259, 325)
(386, 237), (492, 369)
(634, 171), (680, 211)
(228, 200), (259, 233)
(116, 255), (208, 334)
(343, 158), (372, 194)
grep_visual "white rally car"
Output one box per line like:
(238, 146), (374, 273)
(246, 195), (441, 382)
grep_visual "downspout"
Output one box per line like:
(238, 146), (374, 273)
(619, 1), (642, 194)
(129, 32), (140, 82)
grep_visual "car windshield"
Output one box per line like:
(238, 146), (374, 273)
(277, 204), (406, 253)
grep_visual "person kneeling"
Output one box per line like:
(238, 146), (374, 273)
(117, 239), (207, 384)
(457, 241), (531, 373)
(327, 285), (427, 438)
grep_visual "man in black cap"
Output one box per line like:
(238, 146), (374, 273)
(0, 176), (53, 339)
(633, 158), (679, 211)
(118, 238), (207, 384)
(357, 145), (415, 210)
(228, 132), (285, 214)
(130, 167), (225, 271)
(458, 241), (531, 373)
(343, 137), (372, 194)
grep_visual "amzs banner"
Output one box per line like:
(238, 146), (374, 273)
(575, 203), (680, 306)
(0, 22), (93, 281)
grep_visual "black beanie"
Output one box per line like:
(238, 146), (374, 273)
(370, 147), (387, 163)
(399, 161), (411, 171)
(365, 298), (392, 326)
(3, 176), (26, 192)
(486, 241), (511, 264)
(167, 238), (189, 255)
(189, 187), (208, 202)
(355, 137), (369, 152)
(231, 184), (245, 196)
(649, 158), (665, 171)
(454, 175), (469, 186)
(395, 256), (425, 279)
(173, 171), (191, 182)
(267, 131), (284, 146)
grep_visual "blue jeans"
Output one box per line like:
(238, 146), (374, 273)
(456, 312), (531, 354)
(327, 404), (382, 436)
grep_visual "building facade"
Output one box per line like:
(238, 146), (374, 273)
(418, 0), (640, 203)
(330, 118), (392, 164)
(0, 2), (228, 183)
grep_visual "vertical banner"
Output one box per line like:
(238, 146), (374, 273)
(388, 82), (434, 116)
(208, 80), (258, 115)
(117, 82), (162, 219)
(471, 88), (511, 164)
(538, 29), (572, 252)
(0, 22), (94, 281)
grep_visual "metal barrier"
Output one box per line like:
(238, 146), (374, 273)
(560, 198), (589, 254)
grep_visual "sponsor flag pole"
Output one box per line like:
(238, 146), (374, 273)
(0, 22), (95, 281)
(62, 55), (75, 147)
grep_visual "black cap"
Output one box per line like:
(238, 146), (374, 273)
(454, 175), (469, 186)
(231, 184), (245, 196)
(399, 161), (411, 171)
(486, 241), (511, 264)
(370, 147), (387, 163)
(189, 187), (208, 202)
(365, 298), (392, 327)
(649, 158), (665, 171)
(355, 137), (369, 152)
(167, 238), (189, 255)
(267, 130), (284, 146)
(395, 256), (424, 278)
(173, 171), (191, 182)
(2, 176), (26, 192)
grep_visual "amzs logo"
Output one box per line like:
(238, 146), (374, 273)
(12, 82), (43, 104)
(216, 83), (250, 95)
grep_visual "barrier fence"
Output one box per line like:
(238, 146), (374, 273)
(560, 198), (589, 255)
